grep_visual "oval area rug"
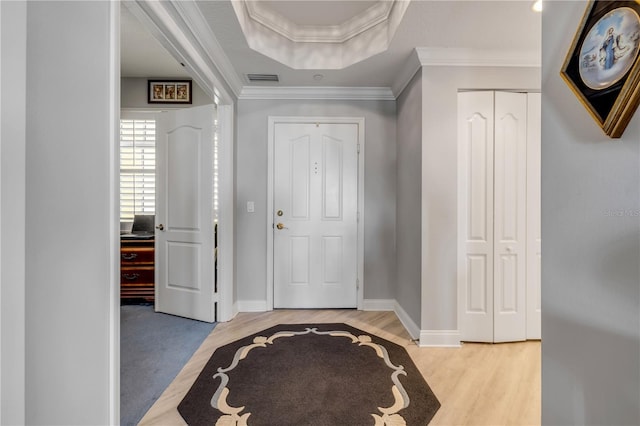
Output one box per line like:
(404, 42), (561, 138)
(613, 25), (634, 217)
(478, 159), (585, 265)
(178, 323), (440, 425)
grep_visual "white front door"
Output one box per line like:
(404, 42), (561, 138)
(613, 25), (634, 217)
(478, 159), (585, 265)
(273, 122), (358, 308)
(155, 105), (216, 322)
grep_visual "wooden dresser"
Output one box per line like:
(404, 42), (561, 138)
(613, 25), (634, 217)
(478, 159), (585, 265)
(120, 238), (155, 301)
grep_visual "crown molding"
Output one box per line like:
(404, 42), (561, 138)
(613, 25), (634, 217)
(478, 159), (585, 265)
(171, 1), (243, 97)
(415, 47), (541, 68)
(239, 86), (395, 101)
(232, 0), (410, 70)
(391, 47), (541, 98)
(244, 0), (393, 44)
(127, 0), (243, 101)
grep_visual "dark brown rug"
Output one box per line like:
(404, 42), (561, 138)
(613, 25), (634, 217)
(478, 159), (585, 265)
(178, 323), (440, 425)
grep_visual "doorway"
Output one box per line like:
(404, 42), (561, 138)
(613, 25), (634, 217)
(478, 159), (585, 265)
(267, 117), (365, 310)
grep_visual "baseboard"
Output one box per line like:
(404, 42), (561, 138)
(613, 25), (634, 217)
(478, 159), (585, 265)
(393, 301), (420, 340)
(236, 300), (268, 312)
(362, 299), (395, 311)
(419, 330), (461, 347)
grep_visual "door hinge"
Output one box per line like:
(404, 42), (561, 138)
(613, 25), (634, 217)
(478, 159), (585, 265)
(357, 143), (361, 154)
(356, 278), (360, 289)
(357, 212), (360, 222)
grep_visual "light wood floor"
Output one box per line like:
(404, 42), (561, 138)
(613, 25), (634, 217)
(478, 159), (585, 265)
(138, 310), (540, 426)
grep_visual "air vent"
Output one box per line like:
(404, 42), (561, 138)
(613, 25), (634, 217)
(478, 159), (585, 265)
(247, 73), (279, 82)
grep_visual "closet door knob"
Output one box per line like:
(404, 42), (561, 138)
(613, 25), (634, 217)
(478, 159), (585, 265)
(156, 224), (164, 231)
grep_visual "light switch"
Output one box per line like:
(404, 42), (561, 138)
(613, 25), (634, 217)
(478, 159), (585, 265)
(247, 201), (255, 213)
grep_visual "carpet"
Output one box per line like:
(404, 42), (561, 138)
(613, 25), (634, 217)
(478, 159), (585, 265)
(120, 304), (217, 426)
(178, 323), (440, 425)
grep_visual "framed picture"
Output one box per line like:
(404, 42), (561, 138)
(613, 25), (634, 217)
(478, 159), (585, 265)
(561, 1), (640, 137)
(148, 80), (192, 104)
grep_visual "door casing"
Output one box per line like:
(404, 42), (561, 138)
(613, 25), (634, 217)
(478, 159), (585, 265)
(267, 116), (365, 310)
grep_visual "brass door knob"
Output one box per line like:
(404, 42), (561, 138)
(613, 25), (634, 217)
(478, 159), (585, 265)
(156, 224), (165, 231)
(276, 223), (285, 230)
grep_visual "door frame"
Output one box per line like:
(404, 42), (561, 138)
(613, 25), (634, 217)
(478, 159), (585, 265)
(266, 116), (365, 310)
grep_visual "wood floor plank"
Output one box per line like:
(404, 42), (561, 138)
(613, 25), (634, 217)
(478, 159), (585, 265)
(137, 310), (540, 426)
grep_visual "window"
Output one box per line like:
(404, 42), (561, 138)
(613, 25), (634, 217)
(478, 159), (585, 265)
(120, 119), (155, 222)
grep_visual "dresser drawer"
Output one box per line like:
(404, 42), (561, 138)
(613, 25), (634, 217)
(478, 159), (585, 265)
(120, 266), (154, 285)
(120, 247), (154, 264)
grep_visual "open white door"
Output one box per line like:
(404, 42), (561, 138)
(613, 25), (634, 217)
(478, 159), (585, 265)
(155, 104), (216, 322)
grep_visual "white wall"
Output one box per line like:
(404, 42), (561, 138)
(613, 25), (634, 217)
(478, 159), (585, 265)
(419, 65), (540, 341)
(396, 72), (423, 327)
(542, 2), (640, 424)
(0, 1), (26, 424)
(236, 99), (397, 305)
(121, 77), (212, 109)
(24, 2), (117, 424)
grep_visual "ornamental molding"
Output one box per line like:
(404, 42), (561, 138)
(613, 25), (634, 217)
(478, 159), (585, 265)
(231, 0), (411, 70)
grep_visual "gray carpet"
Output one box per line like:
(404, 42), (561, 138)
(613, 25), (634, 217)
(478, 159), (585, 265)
(120, 304), (216, 426)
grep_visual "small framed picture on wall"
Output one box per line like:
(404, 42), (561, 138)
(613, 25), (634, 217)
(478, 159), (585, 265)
(148, 80), (192, 104)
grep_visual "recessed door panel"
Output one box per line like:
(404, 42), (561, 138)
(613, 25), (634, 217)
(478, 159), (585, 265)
(167, 242), (200, 291)
(322, 236), (342, 284)
(467, 255), (488, 313)
(167, 127), (200, 231)
(322, 136), (343, 220)
(498, 254), (518, 313)
(291, 136), (310, 220)
(468, 113), (490, 242)
(290, 236), (310, 285)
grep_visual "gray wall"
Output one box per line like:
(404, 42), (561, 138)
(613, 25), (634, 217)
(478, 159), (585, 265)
(121, 77), (212, 109)
(542, 2), (640, 424)
(396, 72), (423, 326)
(25, 2), (116, 424)
(1, 1), (26, 424)
(236, 99), (397, 303)
(419, 65), (541, 332)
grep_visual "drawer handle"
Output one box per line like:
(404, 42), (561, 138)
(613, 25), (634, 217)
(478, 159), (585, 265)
(123, 273), (140, 281)
(122, 253), (138, 261)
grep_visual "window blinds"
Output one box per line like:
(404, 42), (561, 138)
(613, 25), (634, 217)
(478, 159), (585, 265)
(120, 119), (155, 222)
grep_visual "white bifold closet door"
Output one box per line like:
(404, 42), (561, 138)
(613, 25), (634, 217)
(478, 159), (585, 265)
(458, 91), (541, 343)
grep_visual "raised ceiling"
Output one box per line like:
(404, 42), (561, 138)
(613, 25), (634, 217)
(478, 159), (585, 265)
(121, 1), (541, 90)
(230, 0), (410, 69)
(261, 1), (378, 26)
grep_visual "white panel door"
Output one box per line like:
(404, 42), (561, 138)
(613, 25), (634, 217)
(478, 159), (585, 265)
(273, 122), (358, 308)
(458, 91), (495, 342)
(493, 92), (527, 343)
(155, 105), (216, 322)
(526, 93), (542, 340)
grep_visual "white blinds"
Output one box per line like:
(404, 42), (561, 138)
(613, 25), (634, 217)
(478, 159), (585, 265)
(120, 119), (156, 222)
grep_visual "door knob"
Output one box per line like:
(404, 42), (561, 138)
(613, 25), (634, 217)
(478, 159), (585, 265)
(156, 224), (165, 231)
(276, 223), (287, 230)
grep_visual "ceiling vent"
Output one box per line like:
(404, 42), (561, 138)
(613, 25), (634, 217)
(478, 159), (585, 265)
(246, 73), (279, 82)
